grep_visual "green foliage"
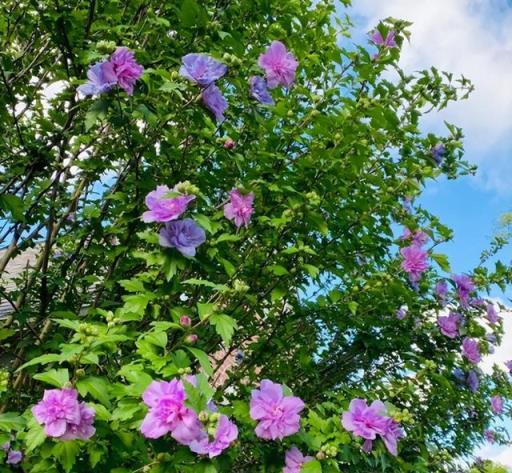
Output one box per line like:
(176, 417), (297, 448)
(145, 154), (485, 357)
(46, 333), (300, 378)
(0, 0), (511, 471)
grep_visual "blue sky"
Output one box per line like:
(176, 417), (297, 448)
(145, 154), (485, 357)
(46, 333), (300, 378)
(350, 0), (512, 467)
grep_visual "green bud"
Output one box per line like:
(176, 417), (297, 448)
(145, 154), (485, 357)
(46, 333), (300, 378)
(316, 451), (326, 460)
(75, 368), (86, 378)
(96, 40), (117, 54)
(198, 411), (209, 422)
(174, 180), (200, 195)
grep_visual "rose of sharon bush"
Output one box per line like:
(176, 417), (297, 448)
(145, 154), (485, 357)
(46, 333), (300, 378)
(250, 380), (304, 440)
(142, 185), (195, 223)
(32, 388), (95, 440)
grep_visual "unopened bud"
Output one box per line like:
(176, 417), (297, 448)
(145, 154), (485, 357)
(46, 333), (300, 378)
(185, 334), (198, 345)
(198, 411), (209, 422)
(96, 40), (117, 54)
(180, 315), (192, 328)
(223, 138), (235, 149)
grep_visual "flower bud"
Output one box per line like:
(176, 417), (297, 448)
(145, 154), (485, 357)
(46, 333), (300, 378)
(185, 334), (198, 345)
(223, 138), (235, 149)
(75, 369), (86, 378)
(180, 315), (192, 328)
(174, 180), (200, 196)
(96, 40), (117, 54)
(198, 411), (209, 422)
(316, 451), (326, 460)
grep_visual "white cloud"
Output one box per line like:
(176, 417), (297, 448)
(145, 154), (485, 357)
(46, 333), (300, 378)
(350, 0), (512, 194)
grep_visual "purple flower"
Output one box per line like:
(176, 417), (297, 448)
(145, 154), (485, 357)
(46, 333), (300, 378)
(370, 30), (397, 48)
(6, 450), (23, 465)
(484, 429), (496, 443)
(189, 415), (238, 458)
(258, 41), (298, 89)
(140, 379), (202, 443)
(78, 61), (117, 96)
(431, 143), (445, 165)
(452, 274), (475, 308)
(224, 189), (254, 228)
(402, 196), (413, 214)
(467, 370), (479, 393)
(491, 395), (504, 415)
(453, 368), (466, 384)
(249, 76), (274, 105)
(400, 245), (429, 283)
(249, 379), (304, 440)
(462, 338), (481, 365)
(201, 84), (228, 122)
(59, 402), (96, 440)
(435, 280), (449, 305)
(109, 47), (144, 95)
(342, 399), (388, 441)
(381, 418), (404, 457)
(142, 185), (195, 223)
(32, 388), (95, 440)
(486, 303), (500, 325)
(179, 54), (227, 87)
(505, 360), (512, 374)
(437, 312), (461, 339)
(283, 446), (313, 473)
(342, 399), (403, 456)
(401, 228), (429, 245)
(159, 219), (206, 258)
(396, 305), (408, 320)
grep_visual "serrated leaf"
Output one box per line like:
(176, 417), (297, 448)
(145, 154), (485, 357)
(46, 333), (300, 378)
(302, 459), (322, 473)
(33, 368), (69, 388)
(18, 353), (63, 371)
(76, 376), (111, 407)
(210, 314), (237, 346)
(53, 441), (80, 473)
(0, 412), (25, 431)
(197, 302), (216, 321)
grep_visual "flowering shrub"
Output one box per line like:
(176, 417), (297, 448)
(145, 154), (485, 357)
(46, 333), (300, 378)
(0, 0), (511, 472)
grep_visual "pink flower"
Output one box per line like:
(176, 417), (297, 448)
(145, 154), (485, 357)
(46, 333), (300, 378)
(400, 245), (429, 283)
(342, 399), (388, 441)
(491, 395), (504, 415)
(59, 402), (96, 440)
(342, 399), (403, 456)
(437, 312), (461, 339)
(250, 379), (304, 440)
(109, 47), (144, 95)
(452, 274), (475, 308)
(401, 228), (428, 245)
(180, 315), (192, 327)
(140, 379), (202, 442)
(32, 388), (95, 440)
(142, 185), (195, 223)
(486, 303), (500, 325)
(484, 429), (496, 443)
(434, 280), (448, 305)
(223, 138), (235, 149)
(258, 41), (298, 89)
(283, 446), (313, 473)
(224, 189), (254, 228)
(370, 30), (397, 49)
(462, 338), (481, 365)
(189, 415), (238, 458)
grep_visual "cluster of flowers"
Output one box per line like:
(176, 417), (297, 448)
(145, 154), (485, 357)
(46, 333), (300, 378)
(1, 441), (22, 466)
(142, 183), (254, 257)
(342, 399), (404, 456)
(79, 40), (298, 123)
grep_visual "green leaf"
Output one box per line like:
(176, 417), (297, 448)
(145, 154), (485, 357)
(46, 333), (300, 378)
(302, 459), (323, 473)
(183, 278), (228, 292)
(0, 412), (25, 431)
(119, 279), (145, 292)
(52, 441), (80, 473)
(186, 347), (213, 377)
(17, 353), (64, 371)
(76, 376), (111, 407)
(0, 194), (24, 221)
(85, 99), (107, 131)
(431, 253), (451, 273)
(24, 419), (46, 452)
(268, 264), (289, 276)
(178, 0), (208, 27)
(197, 302), (216, 321)
(210, 314), (237, 346)
(33, 368), (69, 388)
(0, 328), (15, 341)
